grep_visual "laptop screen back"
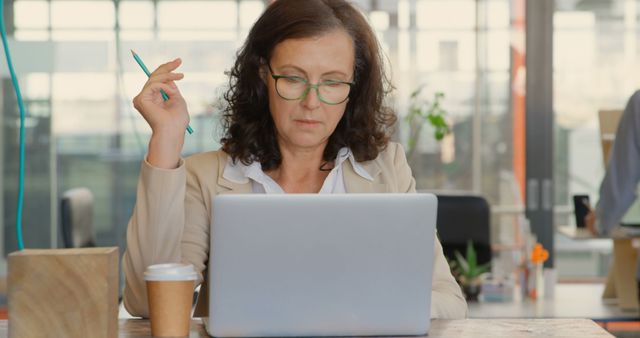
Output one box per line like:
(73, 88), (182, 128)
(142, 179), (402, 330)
(207, 193), (437, 337)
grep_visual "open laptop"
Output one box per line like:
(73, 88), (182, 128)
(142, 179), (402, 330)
(204, 193), (437, 337)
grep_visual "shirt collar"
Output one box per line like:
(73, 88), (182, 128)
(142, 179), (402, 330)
(223, 147), (374, 184)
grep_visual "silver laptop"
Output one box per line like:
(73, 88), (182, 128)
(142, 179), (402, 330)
(205, 193), (437, 337)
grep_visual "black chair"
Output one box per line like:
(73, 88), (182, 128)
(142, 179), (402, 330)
(435, 194), (491, 266)
(61, 187), (96, 248)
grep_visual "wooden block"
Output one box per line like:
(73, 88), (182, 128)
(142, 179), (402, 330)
(8, 247), (119, 338)
(601, 261), (616, 300)
(598, 109), (623, 165)
(611, 239), (639, 311)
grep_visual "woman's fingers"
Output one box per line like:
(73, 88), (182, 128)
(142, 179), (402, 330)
(135, 58), (184, 105)
(133, 82), (180, 111)
(151, 58), (182, 76)
(585, 210), (597, 236)
(142, 74), (184, 99)
(144, 71), (184, 99)
(146, 82), (181, 100)
(149, 72), (184, 84)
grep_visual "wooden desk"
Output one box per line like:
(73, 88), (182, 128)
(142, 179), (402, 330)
(468, 283), (637, 321)
(0, 318), (613, 337)
(558, 226), (640, 311)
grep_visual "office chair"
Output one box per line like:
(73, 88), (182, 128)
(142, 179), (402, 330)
(60, 187), (96, 248)
(435, 194), (492, 266)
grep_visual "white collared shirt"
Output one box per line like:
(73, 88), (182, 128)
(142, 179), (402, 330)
(222, 147), (373, 193)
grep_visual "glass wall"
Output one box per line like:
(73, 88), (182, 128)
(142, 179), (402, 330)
(6, 0), (263, 255)
(385, 0), (522, 278)
(553, 0), (640, 279)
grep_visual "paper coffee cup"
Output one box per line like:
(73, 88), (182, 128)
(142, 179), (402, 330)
(145, 263), (198, 337)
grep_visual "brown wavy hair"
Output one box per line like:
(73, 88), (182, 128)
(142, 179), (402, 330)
(221, 0), (396, 171)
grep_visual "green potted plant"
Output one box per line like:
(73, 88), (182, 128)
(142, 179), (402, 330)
(404, 86), (450, 163)
(449, 240), (490, 301)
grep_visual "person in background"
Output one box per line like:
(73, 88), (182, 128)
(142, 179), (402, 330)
(585, 90), (640, 302)
(122, 0), (467, 319)
(586, 90), (640, 236)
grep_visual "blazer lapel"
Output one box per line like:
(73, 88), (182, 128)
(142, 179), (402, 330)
(216, 153), (253, 194)
(344, 159), (390, 193)
(217, 176), (252, 194)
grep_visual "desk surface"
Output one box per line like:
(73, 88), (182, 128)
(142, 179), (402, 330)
(558, 225), (640, 239)
(468, 283), (636, 321)
(0, 318), (613, 338)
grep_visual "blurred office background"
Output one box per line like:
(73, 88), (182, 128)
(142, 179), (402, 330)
(1, 0), (639, 285)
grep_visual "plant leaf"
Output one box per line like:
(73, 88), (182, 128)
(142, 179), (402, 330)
(454, 250), (469, 275)
(405, 86), (450, 147)
(466, 240), (477, 270)
(410, 85), (425, 98)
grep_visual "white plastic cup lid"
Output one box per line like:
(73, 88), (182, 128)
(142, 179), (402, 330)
(144, 263), (198, 281)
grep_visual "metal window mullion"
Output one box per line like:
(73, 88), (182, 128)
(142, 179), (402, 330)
(525, 0), (554, 267)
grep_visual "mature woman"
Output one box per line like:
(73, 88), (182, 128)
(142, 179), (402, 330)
(123, 0), (467, 319)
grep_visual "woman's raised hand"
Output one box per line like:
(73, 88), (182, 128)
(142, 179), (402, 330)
(132, 58), (188, 169)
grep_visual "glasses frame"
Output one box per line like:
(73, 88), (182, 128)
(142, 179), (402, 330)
(267, 64), (355, 105)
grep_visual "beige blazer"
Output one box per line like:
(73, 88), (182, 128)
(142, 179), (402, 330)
(122, 142), (467, 319)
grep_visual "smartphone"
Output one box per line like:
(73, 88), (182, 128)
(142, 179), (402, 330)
(573, 194), (591, 228)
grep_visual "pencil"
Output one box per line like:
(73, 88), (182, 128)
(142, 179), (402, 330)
(131, 50), (194, 134)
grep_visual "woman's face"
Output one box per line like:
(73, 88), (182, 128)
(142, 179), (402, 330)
(265, 29), (355, 151)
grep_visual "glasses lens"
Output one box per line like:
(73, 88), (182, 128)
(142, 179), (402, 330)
(275, 77), (307, 100)
(318, 82), (351, 104)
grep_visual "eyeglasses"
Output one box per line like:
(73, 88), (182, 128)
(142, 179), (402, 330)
(268, 64), (354, 105)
